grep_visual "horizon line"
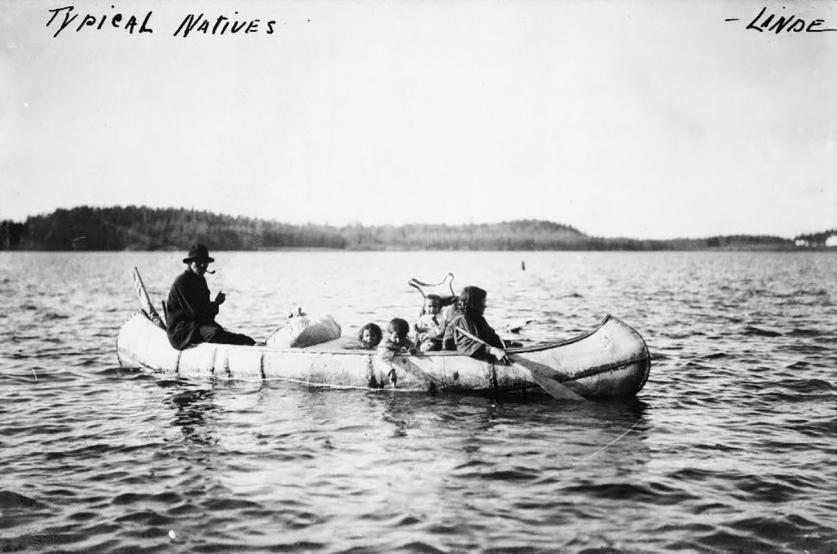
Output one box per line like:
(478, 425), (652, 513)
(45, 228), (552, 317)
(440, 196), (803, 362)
(2, 203), (834, 242)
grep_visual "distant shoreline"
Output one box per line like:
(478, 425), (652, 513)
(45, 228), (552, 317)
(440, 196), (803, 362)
(3, 246), (835, 253)
(1, 205), (834, 252)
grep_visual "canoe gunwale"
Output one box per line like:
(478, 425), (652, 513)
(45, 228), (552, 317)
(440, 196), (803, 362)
(505, 314), (612, 354)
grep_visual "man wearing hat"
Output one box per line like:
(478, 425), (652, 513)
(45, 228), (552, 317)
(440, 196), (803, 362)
(165, 244), (256, 350)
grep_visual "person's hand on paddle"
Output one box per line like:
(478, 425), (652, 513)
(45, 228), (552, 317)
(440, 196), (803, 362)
(489, 346), (510, 364)
(214, 291), (226, 306)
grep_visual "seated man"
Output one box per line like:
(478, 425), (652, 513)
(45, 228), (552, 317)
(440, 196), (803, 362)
(166, 244), (255, 350)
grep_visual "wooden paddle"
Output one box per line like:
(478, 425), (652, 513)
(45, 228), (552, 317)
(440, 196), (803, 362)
(132, 267), (165, 328)
(455, 327), (586, 402)
(392, 356), (443, 392)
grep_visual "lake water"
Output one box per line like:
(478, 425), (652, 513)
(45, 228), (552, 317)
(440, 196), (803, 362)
(1, 251), (835, 553)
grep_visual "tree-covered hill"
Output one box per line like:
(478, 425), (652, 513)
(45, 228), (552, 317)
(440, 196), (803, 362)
(1, 206), (591, 251)
(3, 206), (346, 251)
(0, 205), (803, 251)
(793, 229), (837, 247)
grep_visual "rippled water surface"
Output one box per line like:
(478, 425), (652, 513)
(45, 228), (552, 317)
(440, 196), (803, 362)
(1, 251), (835, 553)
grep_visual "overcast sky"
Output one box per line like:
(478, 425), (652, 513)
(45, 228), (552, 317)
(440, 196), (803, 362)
(1, 0), (835, 239)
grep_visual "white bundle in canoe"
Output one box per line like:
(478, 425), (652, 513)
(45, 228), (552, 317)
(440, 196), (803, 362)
(266, 313), (341, 348)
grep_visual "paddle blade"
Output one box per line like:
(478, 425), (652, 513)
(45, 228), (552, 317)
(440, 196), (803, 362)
(520, 364), (586, 401)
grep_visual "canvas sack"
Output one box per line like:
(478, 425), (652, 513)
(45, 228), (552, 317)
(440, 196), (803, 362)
(266, 313), (341, 348)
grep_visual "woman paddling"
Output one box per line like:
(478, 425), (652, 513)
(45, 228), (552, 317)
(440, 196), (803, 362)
(443, 286), (509, 363)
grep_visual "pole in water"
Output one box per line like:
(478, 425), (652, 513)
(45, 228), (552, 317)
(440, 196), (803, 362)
(521, 260), (526, 271)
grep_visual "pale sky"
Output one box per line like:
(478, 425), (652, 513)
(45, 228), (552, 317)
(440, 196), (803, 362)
(1, 0), (835, 239)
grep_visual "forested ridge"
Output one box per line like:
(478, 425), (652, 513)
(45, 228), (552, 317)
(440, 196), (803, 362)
(0, 205), (818, 251)
(794, 229), (837, 246)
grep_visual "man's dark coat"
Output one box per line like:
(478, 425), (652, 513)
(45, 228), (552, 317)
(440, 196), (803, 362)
(165, 270), (220, 350)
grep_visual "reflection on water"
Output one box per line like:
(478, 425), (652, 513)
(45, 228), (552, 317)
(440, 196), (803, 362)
(0, 251), (835, 552)
(165, 385), (218, 447)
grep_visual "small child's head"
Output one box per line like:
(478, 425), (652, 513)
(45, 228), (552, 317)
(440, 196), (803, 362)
(424, 294), (442, 315)
(358, 323), (382, 348)
(386, 317), (410, 343)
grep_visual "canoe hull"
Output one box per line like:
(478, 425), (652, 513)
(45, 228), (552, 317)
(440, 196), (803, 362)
(116, 313), (650, 398)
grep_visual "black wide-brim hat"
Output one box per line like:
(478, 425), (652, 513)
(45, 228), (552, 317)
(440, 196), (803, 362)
(183, 244), (215, 264)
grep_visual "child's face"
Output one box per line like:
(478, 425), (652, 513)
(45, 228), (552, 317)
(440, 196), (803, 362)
(425, 298), (441, 315)
(361, 328), (373, 345)
(386, 325), (400, 343)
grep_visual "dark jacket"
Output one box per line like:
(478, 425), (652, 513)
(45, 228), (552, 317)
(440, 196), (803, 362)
(166, 270), (219, 349)
(443, 312), (503, 358)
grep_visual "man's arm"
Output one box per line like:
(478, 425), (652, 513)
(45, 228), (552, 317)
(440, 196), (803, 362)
(450, 316), (488, 358)
(479, 319), (505, 349)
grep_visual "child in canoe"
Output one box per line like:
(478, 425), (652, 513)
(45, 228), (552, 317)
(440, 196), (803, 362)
(414, 294), (448, 352)
(377, 318), (415, 360)
(358, 322), (383, 349)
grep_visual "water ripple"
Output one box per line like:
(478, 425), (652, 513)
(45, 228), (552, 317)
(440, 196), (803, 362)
(0, 251), (834, 552)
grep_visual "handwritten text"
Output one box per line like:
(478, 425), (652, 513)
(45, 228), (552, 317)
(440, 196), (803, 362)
(45, 5), (285, 38)
(726, 6), (837, 34)
(46, 5), (153, 37)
